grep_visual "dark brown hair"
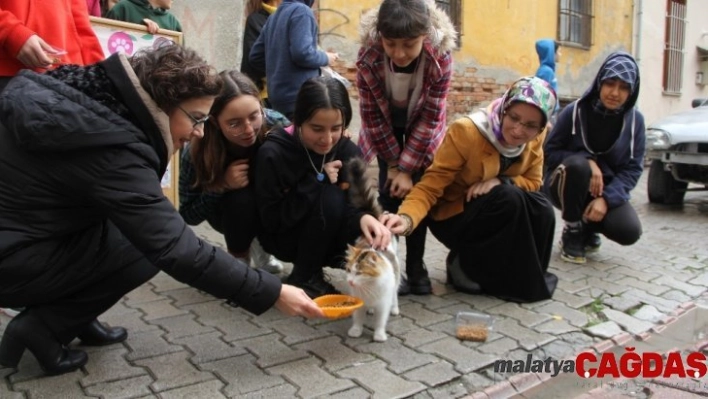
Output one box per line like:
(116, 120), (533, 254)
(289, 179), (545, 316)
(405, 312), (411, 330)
(129, 45), (223, 113)
(293, 76), (352, 130)
(376, 0), (431, 39)
(246, 0), (262, 15)
(190, 70), (267, 191)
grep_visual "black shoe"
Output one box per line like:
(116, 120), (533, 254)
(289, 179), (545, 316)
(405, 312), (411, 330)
(401, 261), (432, 296)
(584, 232), (601, 252)
(0, 312), (88, 376)
(445, 251), (482, 294)
(77, 320), (127, 346)
(561, 224), (586, 264)
(291, 274), (340, 299)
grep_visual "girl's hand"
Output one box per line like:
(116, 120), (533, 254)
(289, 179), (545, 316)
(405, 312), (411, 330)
(326, 52), (339, 66)
(583, 197), (607, 222)
(323, 160), (342, 183)
(384, 168), (399, 191)
(390, 171), (413, 198)
(465, 178), (501, 201)
(17, 35), (56, 69)
(224, 159), (249, 190)
(381, 213), (408, 235)
(588, 159), (604, 198)
(360, 214), (391, 249)
(143, 18), (160, 34)
(275, 285), (325, 318)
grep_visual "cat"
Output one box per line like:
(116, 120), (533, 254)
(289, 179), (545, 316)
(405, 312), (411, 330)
(342, 158), (402, 342)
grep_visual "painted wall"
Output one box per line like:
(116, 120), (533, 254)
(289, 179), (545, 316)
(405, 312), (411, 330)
(169, 0), (244, 72)
(634, 0), (708, 125)
(318, 0), (634, 119)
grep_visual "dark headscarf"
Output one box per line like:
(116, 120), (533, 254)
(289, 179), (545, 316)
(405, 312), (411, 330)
(592, 52), (639, 116)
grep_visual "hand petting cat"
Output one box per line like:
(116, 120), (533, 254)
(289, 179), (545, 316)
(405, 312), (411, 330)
(360, 214), (391, 250)
(274, 285), (325, 318)
(380, 213), (409, 236)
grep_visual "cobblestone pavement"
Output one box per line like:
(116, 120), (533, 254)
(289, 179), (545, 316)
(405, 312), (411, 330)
(2, 171), (707, 398)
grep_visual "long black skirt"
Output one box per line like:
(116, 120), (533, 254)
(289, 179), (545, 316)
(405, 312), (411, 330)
(429, 184), (557, 303)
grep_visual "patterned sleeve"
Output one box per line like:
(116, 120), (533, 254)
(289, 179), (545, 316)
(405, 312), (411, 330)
(178, 148), (216, 225)
(356, 50), (401, 165)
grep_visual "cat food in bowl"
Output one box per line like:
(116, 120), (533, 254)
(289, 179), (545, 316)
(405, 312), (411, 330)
(314, 294), (364, 319)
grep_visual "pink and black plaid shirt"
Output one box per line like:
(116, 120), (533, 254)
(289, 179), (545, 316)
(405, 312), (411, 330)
(356, 41), (452, 173)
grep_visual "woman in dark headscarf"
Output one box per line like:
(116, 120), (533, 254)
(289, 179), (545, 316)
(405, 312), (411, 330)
(543, 51), (645, 264)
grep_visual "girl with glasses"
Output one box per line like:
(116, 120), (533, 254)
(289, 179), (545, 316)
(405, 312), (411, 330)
(382, 77), (559, 303)
(179, 70), (286, 274)
(0, 46), (324, 376)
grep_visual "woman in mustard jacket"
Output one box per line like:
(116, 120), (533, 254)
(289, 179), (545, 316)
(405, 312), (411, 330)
(383, 77), (558, 302)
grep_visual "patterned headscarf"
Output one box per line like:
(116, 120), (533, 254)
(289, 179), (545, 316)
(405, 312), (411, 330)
(487, 76), (557, 144)
(592, 53), (638, 115)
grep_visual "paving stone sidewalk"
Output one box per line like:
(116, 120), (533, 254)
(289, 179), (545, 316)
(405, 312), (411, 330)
(2, 97), (708, 397)
(2, 170), (707, 399)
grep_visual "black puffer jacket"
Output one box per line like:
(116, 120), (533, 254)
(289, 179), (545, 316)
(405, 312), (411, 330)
(0, 54), (281, 315)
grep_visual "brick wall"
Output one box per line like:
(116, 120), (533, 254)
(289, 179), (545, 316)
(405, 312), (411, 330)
(333, 63), (509, 123)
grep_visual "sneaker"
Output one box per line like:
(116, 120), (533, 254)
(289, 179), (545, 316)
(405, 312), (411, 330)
(399, 261), (432, 296)
(250, 239), (283, 274)
(0, 307), (23, 318)
(584, 232), (602, 253)
(560, 224), (586, 264)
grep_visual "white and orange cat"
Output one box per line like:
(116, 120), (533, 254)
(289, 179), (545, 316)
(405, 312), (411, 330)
(342, 158), (401, 342)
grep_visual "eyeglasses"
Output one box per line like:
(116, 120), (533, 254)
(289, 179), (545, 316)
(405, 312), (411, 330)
(179, 106), (210, 130)
(225, 112), (264, 136)
(503, 111), (542, 134)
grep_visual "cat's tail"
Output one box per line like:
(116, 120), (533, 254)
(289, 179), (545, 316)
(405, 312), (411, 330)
(344, 157), (382, 218)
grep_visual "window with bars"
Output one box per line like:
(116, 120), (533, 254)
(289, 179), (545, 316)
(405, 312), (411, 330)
(663, 0), (687, 94)
(558, 0), (593, 48)
(435, 0), (462, 47)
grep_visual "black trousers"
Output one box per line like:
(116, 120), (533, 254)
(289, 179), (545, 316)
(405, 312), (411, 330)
(544, 154), (642, 245)
(0, 221), (159, 345)
(376, 157), (427, 274)
(429, 184), (557, 302)
(207, 187), (258, 254)
(258, 185), (358, 283)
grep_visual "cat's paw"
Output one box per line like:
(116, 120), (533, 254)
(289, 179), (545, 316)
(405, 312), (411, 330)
(348, 326), (363, 338)
(391, 306), (400, 316)
(373, 330), (388, 342)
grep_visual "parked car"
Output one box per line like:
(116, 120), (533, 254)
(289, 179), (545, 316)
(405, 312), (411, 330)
(645, 98), (708, 204)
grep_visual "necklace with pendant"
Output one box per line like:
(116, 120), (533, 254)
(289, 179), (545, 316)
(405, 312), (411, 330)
(303, 145), (326, 182)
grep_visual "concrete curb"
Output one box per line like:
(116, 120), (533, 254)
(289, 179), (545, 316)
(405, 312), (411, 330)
(473, 300), (703, 398)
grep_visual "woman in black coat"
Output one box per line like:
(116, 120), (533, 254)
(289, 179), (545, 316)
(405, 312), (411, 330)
(0, 45), (323, 376)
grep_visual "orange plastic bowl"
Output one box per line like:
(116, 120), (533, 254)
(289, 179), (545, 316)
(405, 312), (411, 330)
(314, 294), (364, 319)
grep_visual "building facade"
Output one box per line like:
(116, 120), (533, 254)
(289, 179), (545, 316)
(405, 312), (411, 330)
(318, 0), (634, 120)
(633, 0), (708, 125)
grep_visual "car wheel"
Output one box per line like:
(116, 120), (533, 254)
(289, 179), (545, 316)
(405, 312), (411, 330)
(648, 160), (688, 204)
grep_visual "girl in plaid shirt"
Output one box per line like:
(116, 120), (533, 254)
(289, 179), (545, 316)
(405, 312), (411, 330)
(356, 0), (456, 295)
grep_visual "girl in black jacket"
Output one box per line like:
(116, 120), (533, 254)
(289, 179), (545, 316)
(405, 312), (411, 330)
(255, 76), (392, 298)
(0, 45), (323, 376)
